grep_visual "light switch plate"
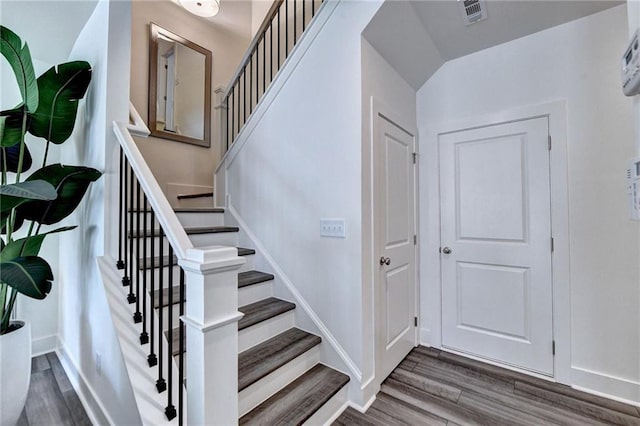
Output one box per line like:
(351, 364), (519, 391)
(320, 218), (346, 238)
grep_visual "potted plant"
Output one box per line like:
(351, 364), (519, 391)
(0, 26), (100, 425)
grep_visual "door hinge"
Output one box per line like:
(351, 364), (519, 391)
(552, 340), (556, 355)
(414, 235), (417, 245)
(551, 237), (555, 253)
(548, 135), (552, 151)
(414, 317), (418, 327)
(412, 152), (417, 164)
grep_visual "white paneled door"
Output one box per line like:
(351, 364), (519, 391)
(375, 115), (417, 382)
(439, 117), (554, 376)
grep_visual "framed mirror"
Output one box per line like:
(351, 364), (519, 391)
(149, 23), (212, 147)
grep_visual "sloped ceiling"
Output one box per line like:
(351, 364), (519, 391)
(363, 0), (624, 90)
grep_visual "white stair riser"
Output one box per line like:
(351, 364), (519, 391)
(302, 382), (348, 426)
(238, 312), (294, 352)
(188, 232), (239, 247)
(157, 303), (182, 331)
(238, 280), (273, 306)
(176, 212), (224, 228)
(238, 255), (254, 273)
(239, 345), (320, 417)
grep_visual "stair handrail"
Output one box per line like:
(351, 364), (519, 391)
(223, 0), (284, 102)
(112, 104), (193, 259)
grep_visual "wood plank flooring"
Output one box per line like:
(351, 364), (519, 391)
(17, 353), (91, 426)
(334, 346), (640, 426)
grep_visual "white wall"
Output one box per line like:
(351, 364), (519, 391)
(251, 0), (273, 37)
(360, 38), (417, 396)
(130, 1), (251, 203)
(224, 0), (382, 399)
(58, 1), (141, 424)
(418, 5), (640, 403)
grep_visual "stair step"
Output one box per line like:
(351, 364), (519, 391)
(176, 191), (213, 200)
(239, 364), (349, 425)
(239, 298), (295, 331)
(128, 226), (239, 238)
(239, 270), (275, 288)
(238, 328), (321, 391)
(173, 207), (224, 213)
(140, 247), (254, 270)
(153, 286), (182, 309)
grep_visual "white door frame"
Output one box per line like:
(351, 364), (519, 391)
(421, 100), (571, 385)
(371, 97), (420, 388)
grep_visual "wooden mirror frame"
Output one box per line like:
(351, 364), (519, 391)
(148, 23), (212, 148)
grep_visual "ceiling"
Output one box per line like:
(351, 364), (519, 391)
(363, 0), (624, 90)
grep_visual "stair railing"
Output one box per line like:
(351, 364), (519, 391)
(112, 103), (245, 425)
(222, 0), (326, 152)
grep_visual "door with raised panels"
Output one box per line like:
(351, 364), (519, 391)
(439, 117), (554, 375)
(375, 115), (417, 382)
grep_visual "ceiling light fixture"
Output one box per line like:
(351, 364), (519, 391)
(178, 0), (220, 17)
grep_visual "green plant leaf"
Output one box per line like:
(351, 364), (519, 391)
(0, 143), (32, 173)
(0, 180), (57, 213)
(0, 211), (23, 235)
(28, 61), (91, 144)
(17, 164), (101, 225)
(0, 26), (38, 112)
(0, 256), (52, 299)
(0, 226), (75, 261)
(0, 106), (28, 147)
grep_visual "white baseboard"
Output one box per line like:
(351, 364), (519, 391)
(56, 340), (112, 426)
(571, 366), (640, 407)
(31, 334), (59, 357)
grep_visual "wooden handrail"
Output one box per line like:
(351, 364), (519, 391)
(223, 0), (284, 99)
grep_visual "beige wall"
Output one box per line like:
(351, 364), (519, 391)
(130, 0), (251, 202)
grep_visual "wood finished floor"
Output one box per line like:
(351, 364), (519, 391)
(334, 346), (640, 426)
(16, 352), (91, 426)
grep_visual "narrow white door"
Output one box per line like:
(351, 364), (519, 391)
(439, 117), (554, 375)
(375, 115), (417, 382)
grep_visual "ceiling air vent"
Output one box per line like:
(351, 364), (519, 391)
(460, 0), (487, 25)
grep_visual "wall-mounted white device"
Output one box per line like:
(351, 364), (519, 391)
(627, 157), (640, 220)
(622, 29), (640, 96)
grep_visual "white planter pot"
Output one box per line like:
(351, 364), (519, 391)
(0, 321), (31, 426)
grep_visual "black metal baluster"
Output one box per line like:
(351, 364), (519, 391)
(250, 57), (253, 114)
(278, 7), (281, 69)
(230, 90), (234, 149)
(270, 22), (273, 82)
(312, 0), (315, 17)
(140, 194), (149, 343)
(303, 0), (306, 32)
(178, 268), (185, 426)
(127, 167), (136, 304)
(117, 148), (125, 270)
(134, 181), (142, 323)
(156, 228), (166, 393)
(148, 207), (157, 367)
(237, 76), (241, 139)
(263, 34), (266, 97)
(165, 244), (176, 420)
(122, 158), (130, 287)
(294, 0), (297, 46)
(285, 0), (289, 56)
(243, 66), (247, 126)
(256, 43), (260, 102)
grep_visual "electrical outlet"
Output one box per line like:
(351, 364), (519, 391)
(95, 352), (102, 376)
(320, 219), (346, 238)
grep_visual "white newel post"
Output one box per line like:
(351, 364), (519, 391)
(180, 246), (245, 425)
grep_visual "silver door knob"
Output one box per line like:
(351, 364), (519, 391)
(379, 256), (391, 266)
(442, 247), (452, 254)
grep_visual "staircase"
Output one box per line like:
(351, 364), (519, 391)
(145, 206), (350, 424)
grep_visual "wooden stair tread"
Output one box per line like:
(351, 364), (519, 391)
(173, 207), (224, 213)
(152, 286), (182, 309)
(128, 226), (239, 238)
(140, 247), (254, 269)
(239, 364), (349, 425)
(176, 191), (213, 200)
(238, 297), (295, 330)
(238, 328), (321, 391)
(238, 270), (274, 288)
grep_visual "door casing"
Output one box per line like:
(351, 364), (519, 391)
(421, 100), (571, 384)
